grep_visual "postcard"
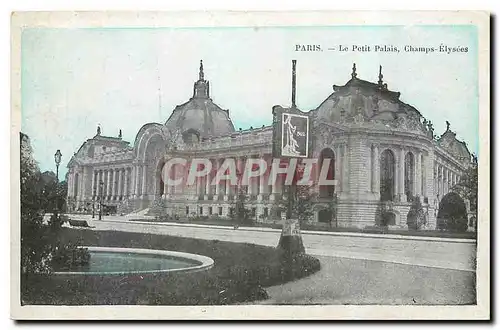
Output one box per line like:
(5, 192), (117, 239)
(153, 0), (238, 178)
(11, 11), (490, 320)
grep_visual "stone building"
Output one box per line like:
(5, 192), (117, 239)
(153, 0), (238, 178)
(66, 61), (476, 230)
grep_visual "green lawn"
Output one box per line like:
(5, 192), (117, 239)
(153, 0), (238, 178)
(21, 229), (320, 305)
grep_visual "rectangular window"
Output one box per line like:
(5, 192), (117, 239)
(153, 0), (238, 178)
(218, 207), (223, 215)
(199, 207), (203, 215)
(209, 207), (213, 215)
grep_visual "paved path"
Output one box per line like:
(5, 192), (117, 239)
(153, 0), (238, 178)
(254, 256), (476, 305)
(70, 216), (476, 272)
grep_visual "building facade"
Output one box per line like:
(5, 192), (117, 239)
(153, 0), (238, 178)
(66, 61), (476, 230)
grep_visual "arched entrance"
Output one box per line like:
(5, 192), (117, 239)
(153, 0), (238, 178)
(380, 149), (395, 201)
(156, 159), (165, 197)
(318, 208), (333, 223)
(404, 152), (415, 201)
(437, 192), (468, 232)
(143, 134), (167, 199)
(318, 148), (335, 198)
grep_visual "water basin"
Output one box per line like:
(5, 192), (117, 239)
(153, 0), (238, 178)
(54, 246), (214, 275)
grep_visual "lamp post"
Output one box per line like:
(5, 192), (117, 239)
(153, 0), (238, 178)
(54, 149), (62, 213)
(54, 150), (62, 182)
(99, 180), (104, 220)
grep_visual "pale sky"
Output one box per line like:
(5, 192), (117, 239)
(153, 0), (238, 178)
(21, 25), (478, 178)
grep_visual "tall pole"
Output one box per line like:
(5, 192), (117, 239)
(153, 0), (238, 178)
(288, 60), (297, 219)
(291, 60), (297, 108)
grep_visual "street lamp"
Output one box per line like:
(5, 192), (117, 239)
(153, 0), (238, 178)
(54, 149), (62, 213)
(54, 149), (62, 182)
(99, 180), (104, 220)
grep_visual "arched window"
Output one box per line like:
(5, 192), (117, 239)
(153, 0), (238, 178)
(380, 149), (395, 201)
(319, 148), (335, 198)
(182, 129), (201, 144)
(405, 152), (415, 201)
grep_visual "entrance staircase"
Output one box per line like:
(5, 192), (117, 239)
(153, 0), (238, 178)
(147, 198), (168, 216)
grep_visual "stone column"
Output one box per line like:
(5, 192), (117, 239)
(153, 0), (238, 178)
(421, 154), (426, 199)
(196, 175), (202, 197)
(84, 168), (89, 201)
(214, 159), (220, 201)
(342, 144), (349, 192)
(106, 169), (112, 199)
(367, 144), (372, 193)
(141, 164), (147, 198)
(204, 159), (211, 200)
(247, 156), (254, 197)
(117, 168), (123, 199)
(370, 145), (375, 192)
(224, 171), (231, 201)
(398, 148), (405, 201)
(435, 163), (439, 197)
(415, 151), (422, 198)
(258, 155), (266, 201)
(443, 167), (448, 195)
(335, 145), (342, 193)
(91, 170), (96, 199)
(133, 165), (140, 198)
(162, 166), (168, 199)
(168, 164), (175, 196)
(76, 170), (81, 200)
(95, 171), (100, 198)
(439, 165), (444, 198)
(124, 168), (129, 197)
(373, 144), (380, 196)
(110, 169), (116, 200)
(449, 171), (452, 192)
(67, 171), (73, 198)
(270, 157), (277, 201)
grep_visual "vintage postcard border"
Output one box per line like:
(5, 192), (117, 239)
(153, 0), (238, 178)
(10, 10), (490, 320)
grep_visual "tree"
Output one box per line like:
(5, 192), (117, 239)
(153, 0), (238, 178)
(406, 197), (426, 230)
(437, 192), (468, 232)
(20, 133), (89, 275)
(326, 193), (338, 228)
(276, 185), (317, 226)
(451, 165), (478, 215)
(230, 186), (252, 226)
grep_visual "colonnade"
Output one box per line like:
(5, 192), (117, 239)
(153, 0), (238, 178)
(434, 162), (461, 198)
(91, 167), (132, 201)
(161, 155), (283, 201)
(371, 145), (427, 202)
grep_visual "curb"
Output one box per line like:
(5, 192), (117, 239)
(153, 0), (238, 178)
(97, 218), (477, 244)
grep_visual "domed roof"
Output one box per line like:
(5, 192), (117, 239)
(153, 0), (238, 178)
(164, 60), (235, 138)
(316, 64), (422, 123)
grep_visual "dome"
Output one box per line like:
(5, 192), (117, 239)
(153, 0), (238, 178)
(316, 64), (421, 123)
(164, 60), (235, 138)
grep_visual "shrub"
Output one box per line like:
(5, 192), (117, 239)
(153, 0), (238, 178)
(437, 192), (468, 232)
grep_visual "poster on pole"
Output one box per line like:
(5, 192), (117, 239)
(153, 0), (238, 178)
(272, 105), (312, 159)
